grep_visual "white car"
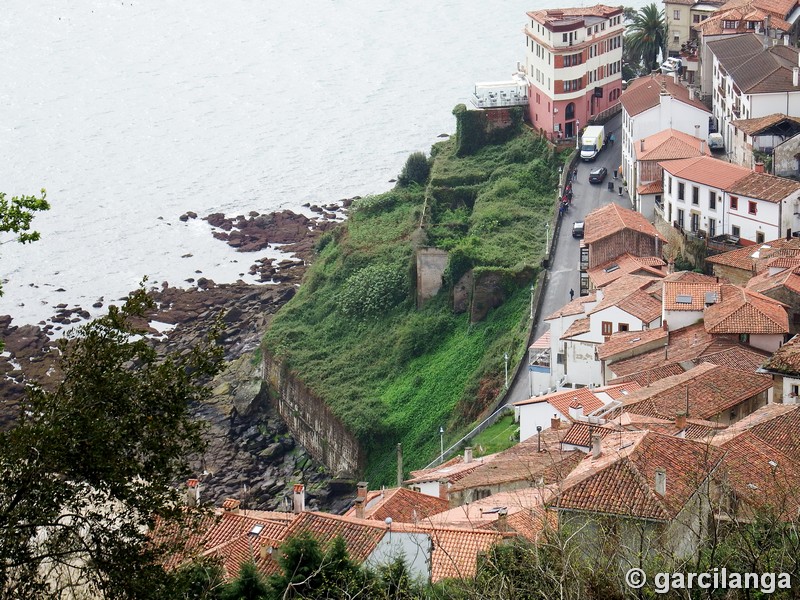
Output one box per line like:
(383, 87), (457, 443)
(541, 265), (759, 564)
(661, 57), (682, 73)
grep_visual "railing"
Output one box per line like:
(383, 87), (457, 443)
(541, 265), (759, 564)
(471, 94), (529, 109)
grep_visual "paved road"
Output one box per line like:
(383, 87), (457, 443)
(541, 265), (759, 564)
(504, 112), (630, 405)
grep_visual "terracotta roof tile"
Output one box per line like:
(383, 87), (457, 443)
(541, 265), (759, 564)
(608, 363), (687, 387)
(621, 74), (710, 117)
(726, 171), (800, 203)
(588, 254), (666, 288)
(587, 274), (662, 318)
(663, 280), (721, 311)
(597, 327), (669, 360)
(425, 527), (508, 582)
(762, 334), (800, 374)
(514, 386), (605, 418)
(659, 155), (751, 189)
(343, 487), (450, 523)
(405, 455), (492, 485)
(635, 128), (710, 161)
(731, 113), (800, 136)
(428, 488), (553, 528)
(561, 421), (615, 448)
(637, 180), (664, 195)
(552, 432), (724, 520)
(708, 34), (799, 93)
(746, 262), (800, 294)
(584, 203), (666, 244)
(692, 345), (769, 372)
(545, 293), (597, 320)
(281, 512), (388, 562)
(706, 237), (800, 270)
(622, 362), (772, 421)
(703, 284), (789, 334)
(560, 316), (591, 339)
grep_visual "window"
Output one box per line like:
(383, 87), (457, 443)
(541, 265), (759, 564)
(677, 208), (685, 228)
(730, 196), (738, 210)
(756, 231), (765, 244)
(709, 219), (716, 237)
(748, 201), (757, 215)
(618, 323), (629, 332)
(746, 21), (756, 29)
(678, 182), (685, 201)
(587, 28), (592, 36)
(691, 213), (699, 233)
(792, 384), (799, 397)
(673, 9), (680, 20)
(723, 20), (738, 29)
(692, 186), (699, 205)
(732, 225), (741, 237)
(602, 321), (613, 336)
(563, 33), (568, 42)
(709, 191), (716, 210)
(693, 14), (701, 23)
(667, 176), (672, 194)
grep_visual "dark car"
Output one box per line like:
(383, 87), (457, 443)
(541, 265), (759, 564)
(572, 221), (584, 238)
(588, 167), (607, 183)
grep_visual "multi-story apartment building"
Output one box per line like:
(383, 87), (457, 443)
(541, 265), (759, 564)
(665, 0), (723, 57)
(525, 5), (624, 139)
(708, 34), (800, 154)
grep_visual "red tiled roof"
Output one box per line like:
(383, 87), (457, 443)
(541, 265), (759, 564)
(659, 155), (751, 189)
(529, 330), (550, 350)
(746, 261), (800, 295)
(621, 74), (710, 117)
(588, 253), (666, 289)
(732, 113), (800, 136)
(584, 203), (665, 245)
(637, 180), (664, 195)
(552, 432), (724, 521)
(762, 333), (800, 374)
(608, 363), (687, 387)
(281, 512), (387, 562)
(545, 293), (597, 320)
(635, 128), (710, 161)
(706, 237), (800, 270)
(561, 422), (615, 448)
(425, 527), (508, 582)
(703, 285), (788, 334)
(514, 386), (605, 419)
(663, 280), (721, 311)
(597, 327), (668, 360)
(692, 345), (769, 372)
(405, 455), (492, 485)
(560, 316), (591, 340)
(727, 171), (800, 203)
(343, 487), (450, 523)
(622, 362), (772, 421)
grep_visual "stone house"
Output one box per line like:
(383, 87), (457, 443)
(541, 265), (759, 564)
(758, 333), (800, 402)
(729, 113), (800, 169)
(705, 235), (800, 284)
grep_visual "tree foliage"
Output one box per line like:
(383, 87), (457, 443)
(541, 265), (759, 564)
(624, 3), (667, 73)
(0, 287), (225, 599)
(398, 152), (432, 188)
(223, 562), (270, 600)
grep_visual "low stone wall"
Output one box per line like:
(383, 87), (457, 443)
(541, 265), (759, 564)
(262, 350), (364, 477)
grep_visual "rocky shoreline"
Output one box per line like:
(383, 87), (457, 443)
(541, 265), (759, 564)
(0, 201), (359, 514)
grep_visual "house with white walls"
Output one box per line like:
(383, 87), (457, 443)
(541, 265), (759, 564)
(707, 34), (800, 158)
(729, 113), (800, 169)
(658, 154), (800, 244)
(514, 386), (611, 442)
(620, 74), (711, 199)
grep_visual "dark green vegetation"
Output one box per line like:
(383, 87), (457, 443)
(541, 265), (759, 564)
(624, 3), (667, 75)
(265, 115), (562, 483)
(0, 289), (225, 599)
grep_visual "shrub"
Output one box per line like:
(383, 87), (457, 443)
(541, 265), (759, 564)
(397, 152), (431, 187)
(338, 264), (408, 318)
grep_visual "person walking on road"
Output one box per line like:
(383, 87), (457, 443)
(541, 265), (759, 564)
(569, 288), (575, 301)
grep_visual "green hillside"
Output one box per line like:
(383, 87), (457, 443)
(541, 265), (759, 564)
(263, 118), (562, 483)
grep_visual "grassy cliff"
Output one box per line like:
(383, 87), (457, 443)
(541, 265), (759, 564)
(264, 123), (562, 483)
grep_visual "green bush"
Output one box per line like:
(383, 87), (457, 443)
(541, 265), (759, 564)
(338, 264), (408, 318)
(397, 151), (431, 187)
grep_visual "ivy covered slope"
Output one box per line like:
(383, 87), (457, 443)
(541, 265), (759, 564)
(264, 114), (561, 483)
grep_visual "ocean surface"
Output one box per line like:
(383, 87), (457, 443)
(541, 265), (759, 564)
(0, 0), (647, 325)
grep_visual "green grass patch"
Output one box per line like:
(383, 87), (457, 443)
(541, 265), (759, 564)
(264, 128), (565, 485)
(469, 414), (519, 458)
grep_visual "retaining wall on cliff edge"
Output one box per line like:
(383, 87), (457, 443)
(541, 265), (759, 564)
(262, 350), (363, 477)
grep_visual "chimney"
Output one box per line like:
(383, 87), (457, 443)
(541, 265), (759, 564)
(591, 434), (602, 459)
(397, 443), (403, 488)
(292, 484), (306, 514)
(464, 447), (473, 464)
(695, 124), (700, 138)
(438, 479), (449, 501)
(755, 161), (765, 173)
(794, 67), (799, 87)
(662, 319), (668, 331)
(700, 140), (706, 154)
(354, 497), (365, 519)
(569, 402), (584, 420)
(675, 413), (687, 430)
(357, 481), (368, 500)
(259, 544), (274, 561)
(655, 468), (667, 496)
(551, 414), (561, 430)
(496, 507), (509, 532)
(186, 479), (200, 507)
(222, 498), (241, 513)
(640, 138), (645, 152)
(667, 258), (675, 274)
(785, 34), (790, 46)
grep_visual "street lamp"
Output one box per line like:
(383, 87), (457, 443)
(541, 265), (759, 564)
(439, 426), (444, 464)
(575, 120), (581, 150)
(504, 352), (509, 389)
(530, 283), (535, 320)
(545, 222), (550, 255)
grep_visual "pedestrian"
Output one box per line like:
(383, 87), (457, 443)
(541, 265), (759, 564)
(566, 190), (573, 203)
(610, 133), (615, 146)
(569, 288), (575, 301)
(618, 185), (623, 196)
(573, 167), (578, 180)
(613, 169), (617, 179)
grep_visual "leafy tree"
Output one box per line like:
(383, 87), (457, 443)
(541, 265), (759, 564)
(223, 562), (270, 600)
(398, 152), (431, 187)
(173, 558), (226, 600)
(624, 3), (667, 73)
(0, 287), (225, 599)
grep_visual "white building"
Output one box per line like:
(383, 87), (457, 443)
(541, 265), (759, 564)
(707, 34), (800, 156)
(659, 154), (800, 243)
(620, 74), (711, 197)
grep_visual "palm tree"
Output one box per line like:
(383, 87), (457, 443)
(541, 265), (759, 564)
(625, 3), (667, 74)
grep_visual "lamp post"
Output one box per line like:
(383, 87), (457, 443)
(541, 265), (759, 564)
(545, 222), (550, 255)
(504, 352), (509, 390)
(439, 426), (444, 464)
(530, 283), (535, 320)
(575, 120), (581, 150)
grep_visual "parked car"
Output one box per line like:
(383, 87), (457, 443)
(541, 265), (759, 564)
(661, 57), (682, 73)
(588, 167), (607, 183)
(572, 221), (585, 238)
